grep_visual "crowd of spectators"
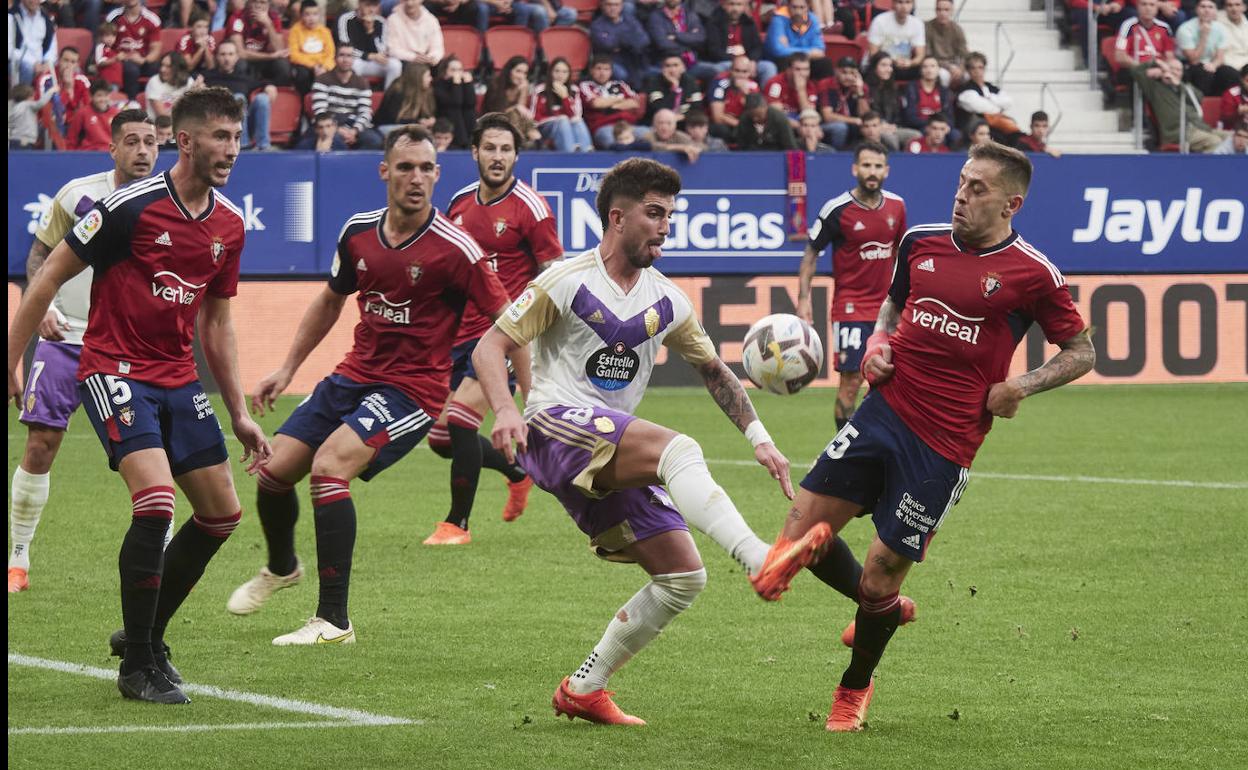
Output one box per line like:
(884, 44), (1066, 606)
(10, 0), (1244, 153)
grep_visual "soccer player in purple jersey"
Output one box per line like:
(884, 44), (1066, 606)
(8, 87), (271, 704)
(753, 142), (1095, 731)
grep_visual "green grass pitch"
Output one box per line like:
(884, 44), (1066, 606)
(7, 384), (1248, 769)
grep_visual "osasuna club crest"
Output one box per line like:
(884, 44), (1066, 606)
(118, 406), (136, 427)
(494, 218), (507, 236)
(980, 272), (1003, 298)
(211, 237), (225, 262)
(408, 262), (423, 285)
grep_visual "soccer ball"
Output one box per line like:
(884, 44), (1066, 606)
(741, 313), (824, 395)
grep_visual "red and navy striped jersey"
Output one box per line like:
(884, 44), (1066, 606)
(808, 189), (907, 322)
(879, 224), (1086, 467)
(328, 207), (510, 415)
(447, 178), (562, 344)
(66, 172), (244, 388)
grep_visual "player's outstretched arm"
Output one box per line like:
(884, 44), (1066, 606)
(987, 329), (1095, 419)
(7, 243), (88, 407)
(796, 244), (820, 324)
(862, 297), (902, 386)
(472, 327), (528, 463)
(199, 296), (272, 472)
(25, 238), (70, 342)
(251, 286), (349, 416)
(695, 357), (794, 499)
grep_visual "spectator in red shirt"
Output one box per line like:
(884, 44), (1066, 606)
(107, 0), (164, 99)
(579, 54), (648, 148)
(532, 57), (594, 151)
(39, 47), (92, 133)
(905, 110), (951, 152)
(706, 53), (758, 140)
(820, 55), (871, 149)
(66, 80), (121, 150)
(1016, 110), (1063, 157)
(177, 12), (217, 73)
(903, 55), (958, 140)
(764, 51), (820, 126)
(228, 0), (292, 86)
(1219, 65), (1248, 127)
(1116, 0), (1176, 68)
(94, 22), (124, 92)
(705, 0), (777, 83)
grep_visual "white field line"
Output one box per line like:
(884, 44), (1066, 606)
(10, 433), (1244, 490)
(703, 458), (1248, 490)
(8, 653), (416, 736)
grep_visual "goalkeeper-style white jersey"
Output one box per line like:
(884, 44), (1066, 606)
(33, 169), (119, 346)
(495, 248), (717, 418)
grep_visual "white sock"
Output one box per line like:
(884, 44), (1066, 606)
(567, 569), (707, 695)
(10, 467), (50, 571)
(657, 434), (770, 574)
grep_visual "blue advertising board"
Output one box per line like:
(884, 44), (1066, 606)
(8, 151), (1245, 278)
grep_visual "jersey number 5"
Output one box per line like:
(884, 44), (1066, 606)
(824, 424), (859, 460)
(104, 375), (133, 405)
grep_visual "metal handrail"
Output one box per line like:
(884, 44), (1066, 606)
(955, 0), (969, 22)
(1046, 0), (1056, 30)
(994, 22), (1016, 85)
(1039, 82), (1064, 136)
(1179, 82), (1188, 154)
(1087, 3), (1098, 89)
(1133, 83), (1144, 151)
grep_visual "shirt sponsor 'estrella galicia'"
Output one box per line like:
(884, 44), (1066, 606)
(572, 285), (675, 392)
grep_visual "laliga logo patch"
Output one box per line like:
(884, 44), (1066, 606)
(585, 342), (639, 392)
(507, 288), (536, 321)
(118, 406), (136, 427)
(980, 272), (1003, 298)
(25, 393), (35, 413)
(73, 209), (103, 244)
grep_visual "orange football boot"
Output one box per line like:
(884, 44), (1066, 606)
(826, 680), (875, 732)
(422, 522), (471, 545)
(552, 677), (646, 726)
(749, 522), (833, 601)
(502, 477), (533, 522)
(841, 596), (917, 647)
(8, 567), (29, 593)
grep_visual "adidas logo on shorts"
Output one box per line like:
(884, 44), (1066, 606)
(917, 258), (935, 272)
(901, 533), (921, 550)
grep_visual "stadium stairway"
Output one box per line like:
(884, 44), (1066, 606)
(926, 0), (1142, 154)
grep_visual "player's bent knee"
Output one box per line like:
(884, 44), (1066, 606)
(651, 568), (708, 613)
(656, 433), (707, 481)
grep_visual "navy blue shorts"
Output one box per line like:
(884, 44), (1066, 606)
(832, 321), (874, 373)
(800, 392), (970, 561)
(450, 337), (516, 393)
(79, 373), (228, 475)
(277, 374), (431, 481)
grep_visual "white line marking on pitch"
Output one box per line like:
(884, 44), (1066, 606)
(8, 653), (417, 736)
(703, 458), (1247, 490)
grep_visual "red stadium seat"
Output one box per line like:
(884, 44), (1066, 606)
(303, 91), (315, 119)
(161, 28), (187, 56)
(485, 26), (537, 70)
(563, 0), (598, 24)
(823, 34), (863, 66)
(540, 27), (591, 75)
(56, 28), (94, 60)
(1101, 36), (1128, 94)
(371, 91), (384, 113)
(1201, 96), (1223, 129)
(442, 25), (483, 71)
(270, 87), (303, 146)
(212, 29), (227, 46)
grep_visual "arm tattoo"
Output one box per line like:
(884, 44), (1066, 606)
(874, 297), (902, 335)
(697, 358), (758, 432)
(26, 240), (52, 283)
(1016, 330), (1096, 397)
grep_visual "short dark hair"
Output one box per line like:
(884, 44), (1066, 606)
(111, 108), (153, 139)
(966, 51), (988, 68)
(1030, 110), (1050, 124)
(89, 78), (111, 95)
(432, 117), (453, 134)
(684, 109), (709, 128)
(384, 124), (434, 156)
(787, 51), (810, 66)
(968, 141), (1033, 196)
(854, 141), (889, 162)
(927, 112), (950, 126)
(154, 114), (173, 129)
(590, 53), (613, 68)
(744, 91), (766, 110)
(60, 45), (80, 58)
(1240, 63), (1248, 78)
(596, 158), (681, 229)
(300, 0), (318, 9)
(172, 86), (244, 132)
(861, 110), (880, 122)
(9, 83), (33, 102)
(471, 111), (524, 150)
(313, 111), (337, 124)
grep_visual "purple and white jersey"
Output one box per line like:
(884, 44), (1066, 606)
(494, 248), (717, 418)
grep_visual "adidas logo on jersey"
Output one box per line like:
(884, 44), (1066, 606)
(587, 310), (605, 324)
(901, 534), (921, 550)
(357, 259), (367, 271)
(917, 258), (936, 272)
(155, 231), (172, 246)
(853, 221), (866, 231)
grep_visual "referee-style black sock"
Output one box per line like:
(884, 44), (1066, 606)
(478, 434), (527, 483)
(444, 424), (483, 530)
(807, 535), (863, 602)
(119, 487), (175, 673)
(152, 512), (239, 650)
(310, 476), (356, 630)
(841, 593), (903, 690)
(257, 469), (300, 576)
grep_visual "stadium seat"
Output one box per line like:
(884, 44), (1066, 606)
(485, 26), (537, 70)
(270, 87), (303, 146)
(1101, 36), (1128, 94)
(442, 25), (483, 71)
(161, 28), (188, 56)
(55, 28), (93, 60)
(1201, 96), (1223, 129)
(823, 34), (863, 66)
(563, 0), (598, 24)
(371, 91), (384, 113)
(212, 29), (227, 46)
(303, 91), (315, 119)
(540, 27), (590, 75)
